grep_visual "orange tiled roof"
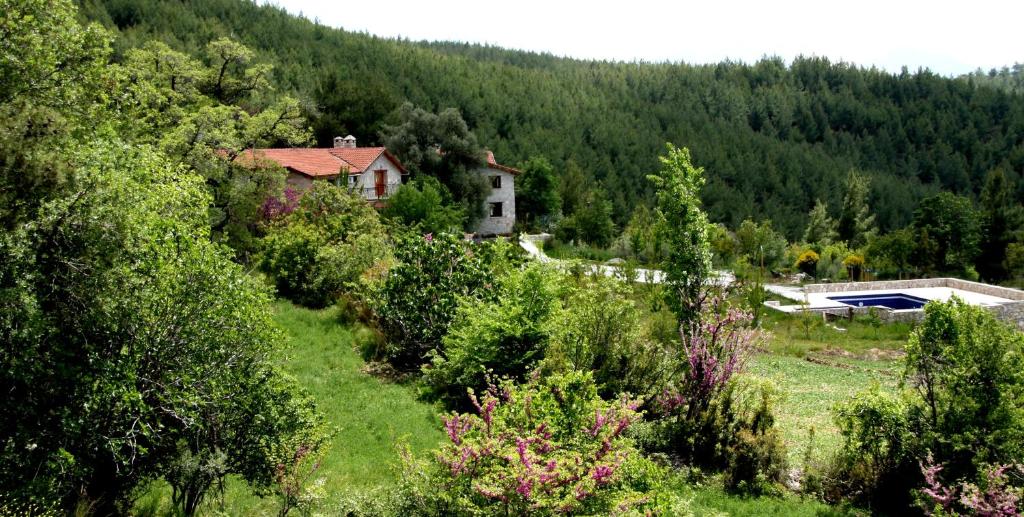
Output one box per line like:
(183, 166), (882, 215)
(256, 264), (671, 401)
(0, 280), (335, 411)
(237, 147), (407, 178)
(485, 150), (521, 175)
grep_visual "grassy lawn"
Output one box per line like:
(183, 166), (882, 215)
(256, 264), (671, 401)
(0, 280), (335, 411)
(746, 308), (909, 464)
(746, 354), (898, 466)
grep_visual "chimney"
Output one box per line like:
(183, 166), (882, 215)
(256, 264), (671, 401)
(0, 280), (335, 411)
(333, 136), (344, 148)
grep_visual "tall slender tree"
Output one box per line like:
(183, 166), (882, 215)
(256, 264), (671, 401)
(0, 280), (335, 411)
(837, 169), (877, 248)
(648, 144), (712, 330)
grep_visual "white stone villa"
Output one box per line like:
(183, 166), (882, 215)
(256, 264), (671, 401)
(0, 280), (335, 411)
(239, 135), (519, 235)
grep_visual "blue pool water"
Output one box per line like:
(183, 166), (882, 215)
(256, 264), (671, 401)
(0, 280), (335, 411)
(826, 293), (929, 310)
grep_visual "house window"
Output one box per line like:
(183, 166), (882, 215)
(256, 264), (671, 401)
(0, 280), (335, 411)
(489, 202), (503, 218)
(349, 174), (360, 187)
(490, 175), (502, 188)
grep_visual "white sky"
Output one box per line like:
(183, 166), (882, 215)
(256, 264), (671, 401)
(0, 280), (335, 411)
(270, 0), (1022, 76)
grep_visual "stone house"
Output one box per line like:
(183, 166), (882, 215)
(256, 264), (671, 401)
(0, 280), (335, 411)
(240, 135), (518, 234)
(475, 151), (519, 235)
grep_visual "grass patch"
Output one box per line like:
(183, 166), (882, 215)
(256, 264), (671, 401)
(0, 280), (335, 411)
(543, 239), (617, 263)
(761, 308), (912, 357)
(685, 483), (859, 516)
(746, 354), (898, 465)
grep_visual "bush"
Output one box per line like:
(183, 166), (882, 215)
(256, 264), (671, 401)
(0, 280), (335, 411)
(842, 254), (864, 281)
(824, 298), (1024, 512)
(645, 380), (787, 496)
(423, 263), (564, 409)
(794, 249), (819, 277)
(368, 233), (520, 370)
(822, 386), (917, 509)
(903, 298), (1024, 483)
(381, 176), (464, 234)
(260, 182), (391, 308)
(543, 275), (672, 401)
(393, 371), (680, 515)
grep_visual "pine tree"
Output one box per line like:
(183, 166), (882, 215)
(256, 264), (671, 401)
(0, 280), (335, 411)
(837, 170), (876, 248)
(803, 199), (837, 247)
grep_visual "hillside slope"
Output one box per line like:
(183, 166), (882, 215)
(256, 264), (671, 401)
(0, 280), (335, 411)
(79, 0), (1024, 236)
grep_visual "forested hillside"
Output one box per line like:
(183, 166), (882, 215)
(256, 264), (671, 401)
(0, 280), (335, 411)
(78, 0), (1024, 237)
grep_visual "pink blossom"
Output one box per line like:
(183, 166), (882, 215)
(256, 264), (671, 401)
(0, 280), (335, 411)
(592, 464), (615, 485)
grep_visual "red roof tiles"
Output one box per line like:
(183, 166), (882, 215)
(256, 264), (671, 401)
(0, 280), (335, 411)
(237, 147), (407, 178)
(486, 150), (522, 175)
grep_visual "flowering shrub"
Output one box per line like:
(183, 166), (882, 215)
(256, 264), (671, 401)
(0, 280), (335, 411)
(919, 455), (1023, 516)
(640, 294), (785, 494)
(659, 293), (763, 420)
(400, 372), (676, 515)
(794, 249), (819, 277)
(261, 186), (302, 220)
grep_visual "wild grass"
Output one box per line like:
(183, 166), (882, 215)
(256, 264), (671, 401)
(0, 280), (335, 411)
(746, 353), (899, 466)
(761, 307), (913, 357)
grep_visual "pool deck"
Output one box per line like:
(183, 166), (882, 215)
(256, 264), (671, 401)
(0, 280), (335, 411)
(766, 285), (1015, 313)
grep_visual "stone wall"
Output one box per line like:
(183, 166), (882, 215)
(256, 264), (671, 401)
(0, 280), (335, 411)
(988, 301), (1024, 330)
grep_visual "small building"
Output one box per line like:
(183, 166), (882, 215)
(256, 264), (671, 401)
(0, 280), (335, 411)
(237, 135), (407, 208)
(240, 135), (519, 235)
(475, 151), (520, 236)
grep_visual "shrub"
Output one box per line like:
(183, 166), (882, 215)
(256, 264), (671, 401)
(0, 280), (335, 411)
(382, 176), (465, 234)
(423, 263), (564, 409)
(903, 298), (1024, 484)
(794, 249), (820, 277)
(825, 298), (1024, 512)
(368, 233), (520, 370)
(822, 386), (917, 509)
(639, 295), (784, 494)
(843, 254), (865, 281)
(260, 182), (391, 308)
(394, 371), (678, 515)
(543, 275), (672, 401)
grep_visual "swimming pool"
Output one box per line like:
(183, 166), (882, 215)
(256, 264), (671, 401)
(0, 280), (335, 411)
(826, 293), (929, 310)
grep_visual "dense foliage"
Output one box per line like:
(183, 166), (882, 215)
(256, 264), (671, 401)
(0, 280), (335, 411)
(79, 0), (1024, 240)
(823, 299), (1024, 512)
(260, 182), (391, 308)
(423, 263), (563, 409)
(0, 1), (324, 514)
(368, 233), (519, 370)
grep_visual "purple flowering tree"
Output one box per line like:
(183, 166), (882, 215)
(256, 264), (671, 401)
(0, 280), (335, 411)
(658, 291), (764, 421)
(920, 455), (1023, 516)
(261, 186), (302, 221)
(406, 371), (658, 515)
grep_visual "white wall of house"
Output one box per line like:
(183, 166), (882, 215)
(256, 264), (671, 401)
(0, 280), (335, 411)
(345, 154), (404, 200)
(474, 167), (516, 235)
